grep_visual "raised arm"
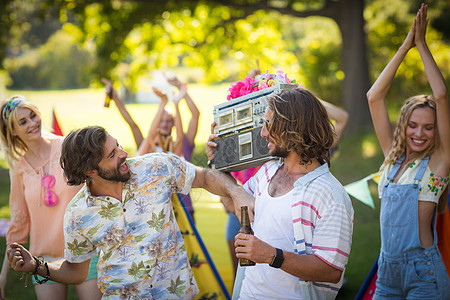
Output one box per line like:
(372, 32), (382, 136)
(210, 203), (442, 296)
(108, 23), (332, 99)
(172, 88), (185, 156)
(319, 100), (349, 148)
(101, 78), (143, 149)
(247, 59), (261, 79)
(366, 19), (416, 156)
(182, 91), (199, 147)
(167, 76), (200, 148)
(414, 4), (450, 166)
(137, 87), (168, 155)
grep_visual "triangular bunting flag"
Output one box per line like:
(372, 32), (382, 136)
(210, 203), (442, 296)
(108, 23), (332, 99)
(52, 108), (63, 136)
(371, 172), (381, 184)
(344, 178), (375, 209)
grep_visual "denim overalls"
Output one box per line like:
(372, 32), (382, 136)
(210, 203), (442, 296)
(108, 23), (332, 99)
(375, 155), (450, 299)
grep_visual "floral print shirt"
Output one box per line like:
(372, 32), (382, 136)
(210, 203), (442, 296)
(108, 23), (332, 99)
(63, 153), (198, 299)
(378, 158), (449, 203)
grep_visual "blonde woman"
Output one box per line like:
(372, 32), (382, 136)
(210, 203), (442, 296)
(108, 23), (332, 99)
(0, 96), (101, 299)
(366, 4), (450, 298)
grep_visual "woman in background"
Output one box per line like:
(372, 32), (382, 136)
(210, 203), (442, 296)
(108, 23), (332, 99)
(366, 4), (450, 298)
(0, 96), (101, 299)
(102, 76), (200, 220)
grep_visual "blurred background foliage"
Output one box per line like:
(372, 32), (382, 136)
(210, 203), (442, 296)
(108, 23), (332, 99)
(1, 0), (449, 117)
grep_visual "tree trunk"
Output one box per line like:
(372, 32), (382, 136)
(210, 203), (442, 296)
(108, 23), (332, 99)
(336, 0), (372, 132)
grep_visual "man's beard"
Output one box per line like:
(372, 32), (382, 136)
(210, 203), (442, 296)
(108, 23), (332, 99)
(96, 159), (131, 183)
(268, 139), (289, 158)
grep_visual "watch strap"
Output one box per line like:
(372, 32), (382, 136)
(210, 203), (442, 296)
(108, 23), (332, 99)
(269, 248), (284, 268)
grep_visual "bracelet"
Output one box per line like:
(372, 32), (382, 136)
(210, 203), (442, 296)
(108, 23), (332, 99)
(32, 256), (42, 275)
(32, 256), (50, 284)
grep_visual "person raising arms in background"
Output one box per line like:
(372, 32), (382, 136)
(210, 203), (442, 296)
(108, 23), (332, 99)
(366, 4), (450, 298)
(102, 76), (200, 220)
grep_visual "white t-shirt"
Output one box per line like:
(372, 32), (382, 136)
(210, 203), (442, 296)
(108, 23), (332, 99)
(239, 184), (302, 299)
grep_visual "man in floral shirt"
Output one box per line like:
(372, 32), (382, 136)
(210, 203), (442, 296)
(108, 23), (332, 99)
(7, 126), (253, 299)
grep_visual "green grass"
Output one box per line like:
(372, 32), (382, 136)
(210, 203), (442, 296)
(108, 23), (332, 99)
(0, 88), (385, 299)
(4, 84), (230, 156)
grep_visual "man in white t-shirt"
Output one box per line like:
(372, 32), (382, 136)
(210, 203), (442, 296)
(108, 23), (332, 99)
(207, 87), (354, 299)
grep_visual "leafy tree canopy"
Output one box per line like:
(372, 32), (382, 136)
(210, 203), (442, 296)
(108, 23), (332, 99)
(1, 0), (450, 129)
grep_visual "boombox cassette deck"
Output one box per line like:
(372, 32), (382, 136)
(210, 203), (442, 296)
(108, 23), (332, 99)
(213, 84), (297, 172)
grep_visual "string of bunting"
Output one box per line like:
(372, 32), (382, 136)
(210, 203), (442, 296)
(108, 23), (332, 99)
(343, 173), (381, 209)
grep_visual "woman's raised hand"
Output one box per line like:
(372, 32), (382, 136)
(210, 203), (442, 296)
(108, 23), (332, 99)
(414, 3), (428, 46)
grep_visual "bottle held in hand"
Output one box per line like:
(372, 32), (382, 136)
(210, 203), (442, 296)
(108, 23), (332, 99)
(239, 206), (256, 266)
(104, 85), (113, 108)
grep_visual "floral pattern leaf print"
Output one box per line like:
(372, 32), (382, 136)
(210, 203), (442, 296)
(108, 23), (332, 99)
(428, 173), (450, 196)
(87, 224), (102, 237)
(147, 210), (166, 232)
(167, 275), (186, 297)
(99, 202), (122, 221)
(128, 261), (150, 280)
(63, 154), (199, 298)
(67, 239), (89, 256)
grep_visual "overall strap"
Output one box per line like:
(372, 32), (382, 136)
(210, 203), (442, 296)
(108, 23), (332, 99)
(386, 153), (405, 182)
(413, 156), (429, 185)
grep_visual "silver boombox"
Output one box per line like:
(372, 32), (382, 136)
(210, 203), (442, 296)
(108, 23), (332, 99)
(213, 84), (297, 172)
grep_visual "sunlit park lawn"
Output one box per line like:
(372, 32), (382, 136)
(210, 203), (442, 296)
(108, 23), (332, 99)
(4, 83), (232, 155)
(0, 86), (385, 299)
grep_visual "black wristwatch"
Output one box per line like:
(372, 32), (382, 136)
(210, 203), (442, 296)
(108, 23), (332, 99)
(269, 248), (284, 268)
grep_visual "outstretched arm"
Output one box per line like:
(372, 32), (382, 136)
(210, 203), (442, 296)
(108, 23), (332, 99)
(366, 17), (416, 156)
(7, 243), (90, 285)
(137, 87), (168, 155)
(102, 78), (143, 149)
(414, 4), (450, 166)
(192, 166), (255, 222)
(319, 100), (349, 148)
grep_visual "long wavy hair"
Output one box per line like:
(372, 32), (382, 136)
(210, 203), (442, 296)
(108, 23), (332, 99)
(0, 96), (41, 167)
(380, 95), (438, 170)
(267, 87), (335, 166)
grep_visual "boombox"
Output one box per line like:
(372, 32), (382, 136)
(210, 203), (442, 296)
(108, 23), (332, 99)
(213, 84), (297, 172)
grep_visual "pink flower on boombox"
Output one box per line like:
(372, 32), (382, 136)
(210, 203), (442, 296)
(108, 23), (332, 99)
(227, 76), (258, 100)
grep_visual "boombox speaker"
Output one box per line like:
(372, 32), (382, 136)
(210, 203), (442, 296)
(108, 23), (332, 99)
(214, 127), (274, 172)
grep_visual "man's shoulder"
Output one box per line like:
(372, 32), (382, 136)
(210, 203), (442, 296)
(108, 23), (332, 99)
(127, 153), (193, 177)
(127, 153), (169, 168)
(66, 185), (89, 211)
(300, 167), (351, 206)
(128, 152), (183, 164)
(314, 169), (344, 188)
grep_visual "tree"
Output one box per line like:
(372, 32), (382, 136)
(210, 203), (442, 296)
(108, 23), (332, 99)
(36, 0), (370, 131)
(2, 0), (449, 131)
(216, 0), (371, 130)
(0, 0), (15, 69)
